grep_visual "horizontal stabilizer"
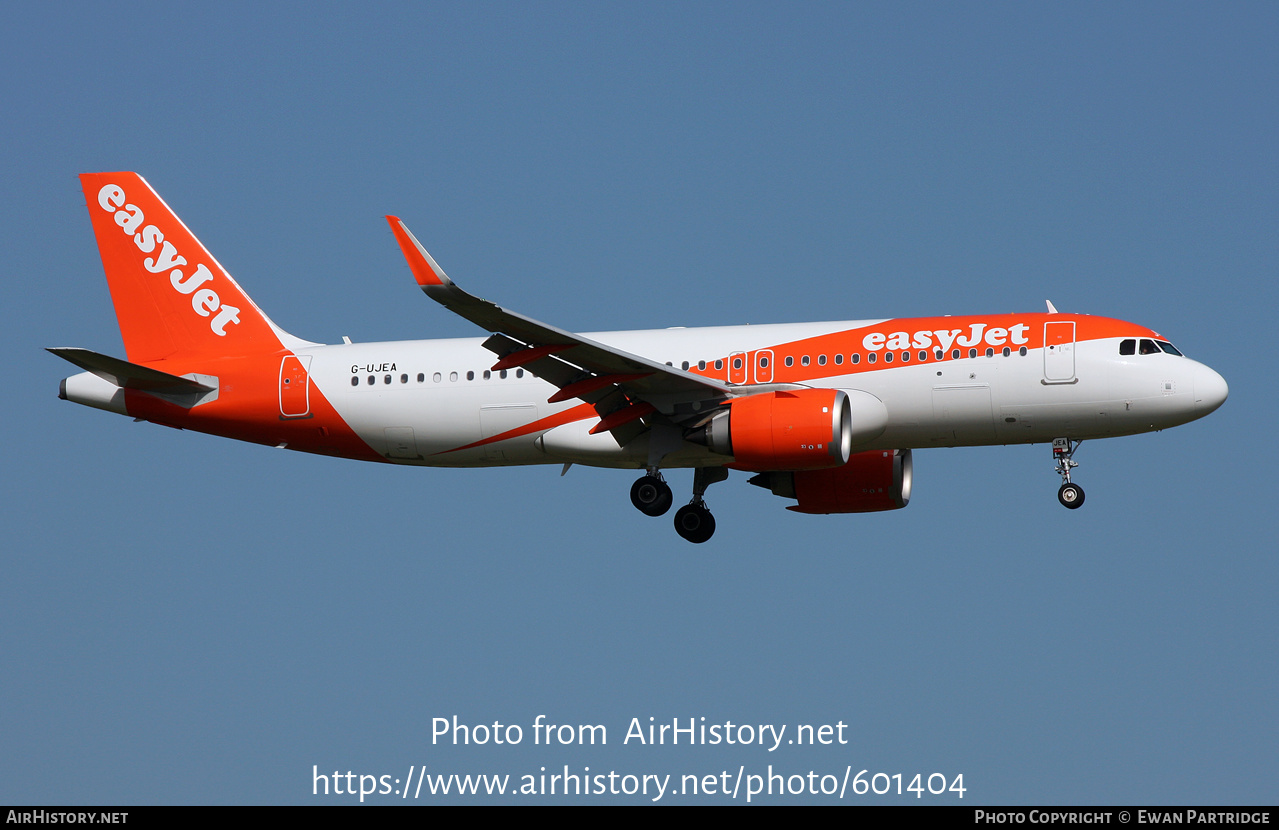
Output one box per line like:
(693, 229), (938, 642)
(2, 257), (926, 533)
(48, 347), (214, 392)
(47, 347), (217, 411)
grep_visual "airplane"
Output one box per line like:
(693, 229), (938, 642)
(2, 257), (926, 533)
(52, 172), (1229, 543)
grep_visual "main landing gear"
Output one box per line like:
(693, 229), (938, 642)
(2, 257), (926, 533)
(673, 503), (715, 544)
(1053, 438), (1085, 509)
(630, 466), (727, 543)
(629, 472), (673, 516)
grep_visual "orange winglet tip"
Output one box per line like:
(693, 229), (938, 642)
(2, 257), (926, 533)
(547, 373), (651, 404)
(588, 402), (655, 435)
(491, 344), (573, 371)
(386, 216), (450, 287)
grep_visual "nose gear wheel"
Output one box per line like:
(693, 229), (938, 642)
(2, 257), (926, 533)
(1057, 482), (1085, 509)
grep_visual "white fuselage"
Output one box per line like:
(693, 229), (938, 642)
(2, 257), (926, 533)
(298, 319), (1225, 469)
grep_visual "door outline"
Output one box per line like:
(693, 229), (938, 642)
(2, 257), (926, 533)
(754, 350), (774, 384)
(279, 355), (312, 418)
(1043, 321), (1077, 383)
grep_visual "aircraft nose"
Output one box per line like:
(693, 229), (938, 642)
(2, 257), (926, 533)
(1193, 363), (1229, 415)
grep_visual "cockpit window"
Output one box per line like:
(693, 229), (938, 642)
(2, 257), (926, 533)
(1139, 339), (1161, 355)
(1156, 340), (1183, 356)
(1119, 339), (1135, 356)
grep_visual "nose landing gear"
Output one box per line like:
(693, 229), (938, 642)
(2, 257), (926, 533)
(1053, 438), (1085, 509)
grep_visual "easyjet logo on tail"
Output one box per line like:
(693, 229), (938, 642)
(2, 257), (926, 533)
(95, 183), (241, 337)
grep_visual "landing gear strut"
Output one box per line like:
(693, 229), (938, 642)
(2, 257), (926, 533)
(630, 470), (673, 517)
(674, 466), (728, 543)
(1053, 438), (1085, 509)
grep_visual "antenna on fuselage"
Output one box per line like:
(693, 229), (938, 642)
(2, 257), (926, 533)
(1045, 300), (1059, 314)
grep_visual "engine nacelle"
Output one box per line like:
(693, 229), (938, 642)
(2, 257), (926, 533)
(749, 448), (913, 514)
(697, 388), (852, 471)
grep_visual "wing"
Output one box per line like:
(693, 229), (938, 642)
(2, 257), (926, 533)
(386, 217), (733, 445)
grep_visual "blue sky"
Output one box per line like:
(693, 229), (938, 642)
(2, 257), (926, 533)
(3, 3), (1275, 804)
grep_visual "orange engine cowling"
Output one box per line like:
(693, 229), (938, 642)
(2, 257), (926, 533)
(748, 448), (913, 514)
(695, 388), (852, 471)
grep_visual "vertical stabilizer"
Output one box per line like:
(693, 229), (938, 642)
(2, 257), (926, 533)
(79, 173), (307, 363)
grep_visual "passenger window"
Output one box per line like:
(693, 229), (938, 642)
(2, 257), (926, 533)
(919, 351), (927, 361)
(1019, 346), (1027, 356)
(433, 372), (442, 383)
(1120, 339), (1136, 356)
(1002, 347), (1011, 357)
(785, 356), (794, 367)
(952, 349), (961, 359)
(818, 354), (827, 365)
(868, 353), (877, 364)
(715, 359), (724, 370)
(367, 376), (375, 385)
(516, 369), (524, 378)
(834, 354), (843, 365)
(935, 349), (944, 360)
(401, 374), (408, 383)
(417, 373), (425, 382)
(759, 356), (769, 368)
(985, 348), (993, 358)
(698, 360), (706, 371)
(733, 357), (743, 369)
(500, 369), (508, 379)
(884, 352), (893, 363)
(384, 374), (391, 384)
(681, 361), (689, 370)
(449, 371), (458, 382)
(467, 370), (475, 380)
(901, 351), (910, 362)
(350, 377), (358, 387)
(801, 356), (810, 366)
(851, 353), (860, 364)
(483, 370), (491, 380)
(968, 349), (977, 359)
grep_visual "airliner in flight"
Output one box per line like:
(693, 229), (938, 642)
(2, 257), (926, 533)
(53, 173), (1228, 542)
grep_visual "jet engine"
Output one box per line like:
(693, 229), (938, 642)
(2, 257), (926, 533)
(689, 388), (852, 471)
(749, 448), (913, 513)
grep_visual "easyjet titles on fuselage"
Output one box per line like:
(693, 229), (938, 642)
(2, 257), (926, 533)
(862, 322), (1031, 353)
(94, 183), (241, 337)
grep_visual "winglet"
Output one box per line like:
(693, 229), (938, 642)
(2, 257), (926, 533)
(386, 216), (452, 287)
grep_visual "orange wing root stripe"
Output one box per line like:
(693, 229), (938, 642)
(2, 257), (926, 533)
(589, 402), (655, 435)
(547, 373), (651, 404)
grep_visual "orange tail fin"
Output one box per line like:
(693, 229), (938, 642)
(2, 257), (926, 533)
(80, 173), (304, 363)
